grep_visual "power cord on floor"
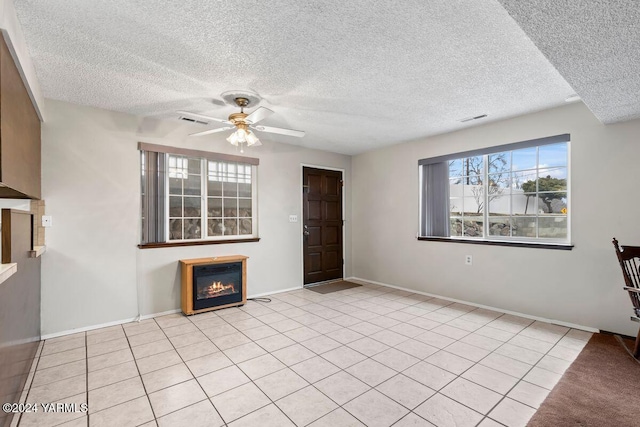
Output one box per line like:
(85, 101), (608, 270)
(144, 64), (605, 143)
(248, 297), (272, 303)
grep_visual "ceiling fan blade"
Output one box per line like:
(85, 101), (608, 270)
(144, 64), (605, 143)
(189, 126), (234, 137)
(252, 125), (305, 138)
(177, 110), (230, 124)
(244, 107), (274, 124)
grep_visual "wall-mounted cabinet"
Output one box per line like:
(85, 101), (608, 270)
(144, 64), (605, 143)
(0, 35), (41, 199)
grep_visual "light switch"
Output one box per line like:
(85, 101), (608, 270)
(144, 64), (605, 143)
(289, 215), (298, 223)
(42, 215), (53, 227)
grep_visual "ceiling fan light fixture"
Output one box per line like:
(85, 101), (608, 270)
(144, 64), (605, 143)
(237, 129), (247, 144)
(226, 130), (239, 145)
(226, 128), (260, 153)
(226, 128), (247, 145)
(245, 130), (260, 146)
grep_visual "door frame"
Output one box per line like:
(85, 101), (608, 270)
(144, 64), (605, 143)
(300, 163), (346, 287)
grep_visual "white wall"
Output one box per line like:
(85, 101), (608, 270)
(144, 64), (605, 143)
(352, 102), (640, 336)
(41, 100), (351, 336)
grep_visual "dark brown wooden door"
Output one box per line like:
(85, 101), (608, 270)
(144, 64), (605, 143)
(303, 167), (343, 285)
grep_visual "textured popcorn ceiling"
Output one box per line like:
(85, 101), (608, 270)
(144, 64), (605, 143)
(14, 0), (579, 155)
(498, 0), (640, 124)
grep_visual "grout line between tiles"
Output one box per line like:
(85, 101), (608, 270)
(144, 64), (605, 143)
(154, 316), (231, 426)
(476, 326), (574, 426)
(122, 322), (158, 425)
(202, 345), (297, 425)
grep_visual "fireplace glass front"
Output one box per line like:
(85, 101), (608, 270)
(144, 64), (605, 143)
(192, 262), (243, 310)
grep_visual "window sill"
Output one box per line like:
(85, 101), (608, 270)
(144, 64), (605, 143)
(29, 246), (46, 258)
(417, 236), (573, 250)
(138, 237), (260, 249)
(0, 263), (18, 286)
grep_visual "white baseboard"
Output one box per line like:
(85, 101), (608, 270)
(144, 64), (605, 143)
(248, 286), (303, 299)
(140, 309), (181, 321)
(41, 286), (304, 340)
(41, 309), (186, 340)
(347, 276), (599, 333)
(41, 316), (138, 340)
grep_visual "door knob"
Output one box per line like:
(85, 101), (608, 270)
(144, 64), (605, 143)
(303, 225), (310, 236)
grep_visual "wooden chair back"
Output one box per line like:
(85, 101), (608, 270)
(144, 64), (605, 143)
(612, 238), (640, 318)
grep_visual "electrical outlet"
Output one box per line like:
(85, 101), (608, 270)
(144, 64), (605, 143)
(289, 215), (298, 223)
(42, 215), (53, 227)
(465, 255), (472, 265)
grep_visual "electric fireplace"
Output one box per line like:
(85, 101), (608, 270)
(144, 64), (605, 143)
(180, 256), (248, 315)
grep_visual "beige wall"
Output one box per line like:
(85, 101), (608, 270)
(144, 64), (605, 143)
(352, 102), (640, 336)
(41, 100), (351, 336)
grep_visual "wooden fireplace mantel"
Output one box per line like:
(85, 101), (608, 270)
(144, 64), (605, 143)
(180, 255), (248, 315)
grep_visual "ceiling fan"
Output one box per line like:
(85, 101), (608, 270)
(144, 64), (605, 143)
(177, 97), (305, 152)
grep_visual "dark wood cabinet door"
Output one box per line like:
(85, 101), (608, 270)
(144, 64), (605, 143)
(303, 167), (343, 285)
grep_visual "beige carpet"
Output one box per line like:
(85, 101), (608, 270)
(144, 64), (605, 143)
(306, 280), (362, 294)
(528, 333), (640, 426)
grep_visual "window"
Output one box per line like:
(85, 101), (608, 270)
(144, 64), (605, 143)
(205, 161), (254, 238)
(139, 143), (258, 246)
(419, 134), (570, 246)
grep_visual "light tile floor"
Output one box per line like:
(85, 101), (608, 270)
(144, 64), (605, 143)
(12, 282), (592, 427)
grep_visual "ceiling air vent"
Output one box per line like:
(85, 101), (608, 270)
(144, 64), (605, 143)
(459, 114), (487, 123)
(179, 116), (209, 125)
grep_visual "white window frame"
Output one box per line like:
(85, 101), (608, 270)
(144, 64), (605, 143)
(165, 155), (258, 242)
(419, 134), (571, 247)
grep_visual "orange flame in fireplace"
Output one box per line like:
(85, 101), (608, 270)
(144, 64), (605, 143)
(201, 281), (236, 298)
